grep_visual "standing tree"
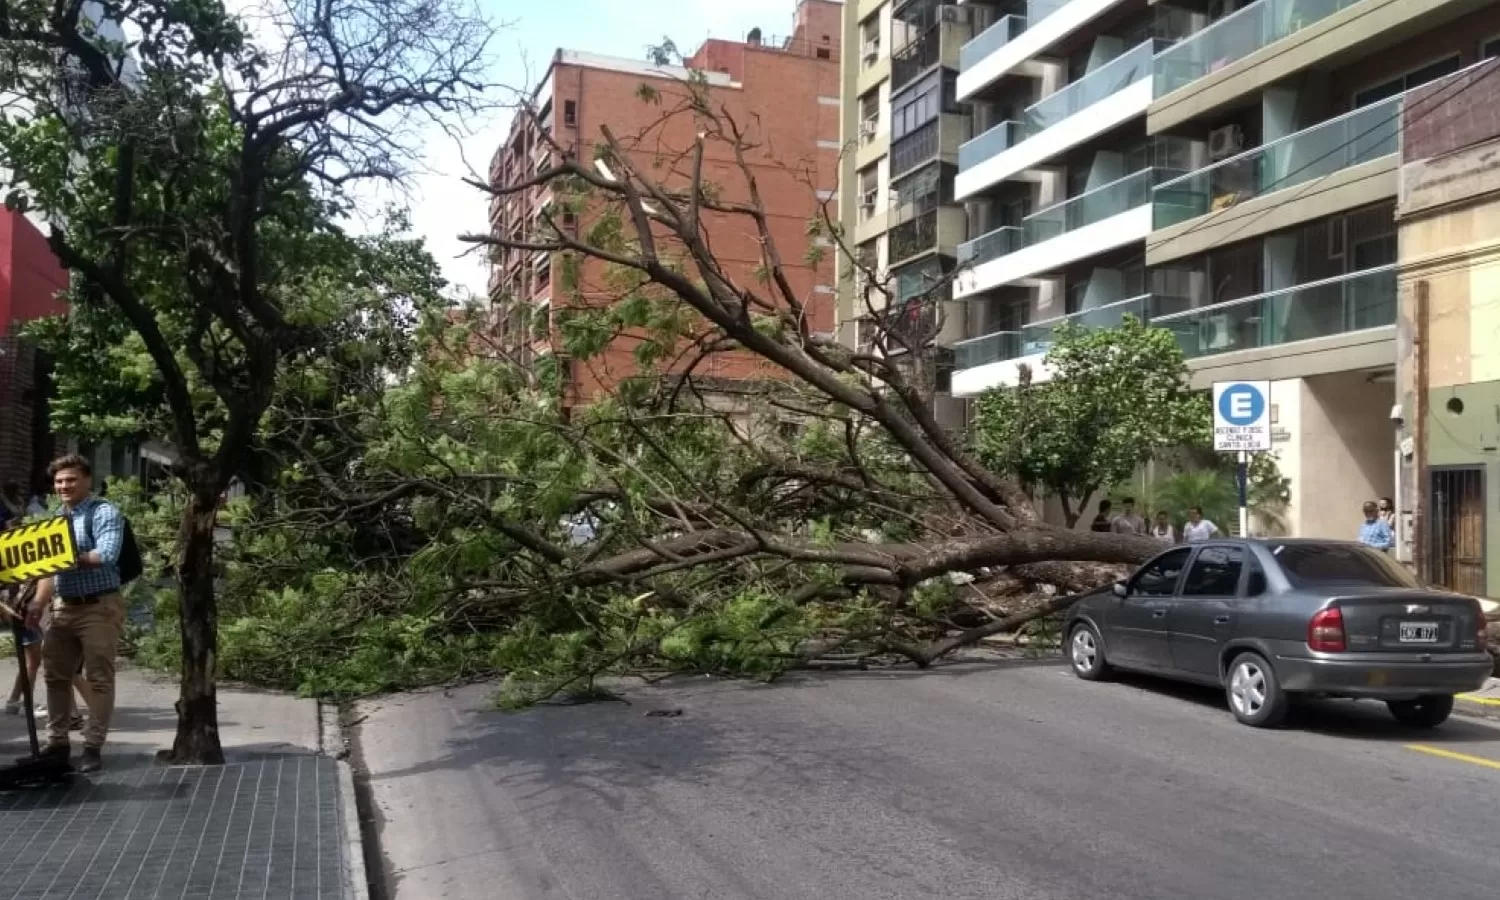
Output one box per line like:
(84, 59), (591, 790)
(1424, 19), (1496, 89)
(0, 0), (489, 762)
(970, 317), (1209, 526)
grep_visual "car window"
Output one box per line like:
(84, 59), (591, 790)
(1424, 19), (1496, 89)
(1181, 546), (1244, 597)
(1271, 543), (1419, 589)
(1245, 559), (1267, 596)
(1131, 547), (1192, 596)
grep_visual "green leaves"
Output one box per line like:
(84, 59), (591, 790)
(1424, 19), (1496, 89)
(971, 316), (1210, 521)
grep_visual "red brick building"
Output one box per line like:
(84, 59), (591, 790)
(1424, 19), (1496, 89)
(0, 210), (68, 492)
(487, 0), (843, 407)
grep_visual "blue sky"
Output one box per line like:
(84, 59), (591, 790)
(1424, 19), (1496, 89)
(389, 0), (812, 297)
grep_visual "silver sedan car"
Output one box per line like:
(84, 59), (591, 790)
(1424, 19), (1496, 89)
(1064, 539), (1493, 728)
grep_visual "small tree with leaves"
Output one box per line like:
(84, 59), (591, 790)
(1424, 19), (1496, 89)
(971, 317), (1209, 527)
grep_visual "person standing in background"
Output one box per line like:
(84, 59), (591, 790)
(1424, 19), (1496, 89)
(1150, 511), (1176, 543)
(1182, 507), (1220, 543)
(1111, 498), (1147, 535)
(1089, 500), (1113, 532)
(1359, 501), (1395, 552)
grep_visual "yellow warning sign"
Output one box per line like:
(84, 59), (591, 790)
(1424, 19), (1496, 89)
(0, 518), (78, 585)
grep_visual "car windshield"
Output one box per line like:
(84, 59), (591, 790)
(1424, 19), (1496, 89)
(1270, 543), (1420, 589)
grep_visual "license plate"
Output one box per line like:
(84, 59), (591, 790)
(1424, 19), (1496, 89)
(1399, 621), (1439, 643)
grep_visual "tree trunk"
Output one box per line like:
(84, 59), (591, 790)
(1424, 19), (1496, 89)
(166, 489), (225, 765)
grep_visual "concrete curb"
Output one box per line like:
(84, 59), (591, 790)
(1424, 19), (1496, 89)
(321, 702), (371, 900)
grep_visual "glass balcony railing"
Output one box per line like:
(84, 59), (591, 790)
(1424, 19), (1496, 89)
(958, 120), (1023, 171)
(1026, 39), (1164, 133)
(960, 14), (1025, 71)
(953, 295), (1150, 370)
(958, 40), (1164, 174)
(1024, 167), (1169, 242)
(957, 225), (1022, 266)
(1153, 96), (1399, 229)
(1151, 266), (1397, 359)
(1153, 0), (1362, 97)
(1018, 295), (1150, 356)
(958, 168), (1175, 268)
(953, 330), (1022, 370)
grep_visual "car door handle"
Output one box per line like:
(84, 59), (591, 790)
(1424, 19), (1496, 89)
(1214, 615), (1231, 625)
(1152, 610), (1167, 618)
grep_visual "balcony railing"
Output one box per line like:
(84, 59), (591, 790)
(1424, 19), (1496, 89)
(892, 27), (942, 93)
(1018, 295), (1150, 356)
(952, 295), (1150, 370)
(958, 120), (1023, 171)
(1153, 0), (1362, 97)
(957, 225), (1022, 266)
(890, 209), (940, 264)
(959, 14), (1024, 71)
(1026, 39), (1163, 132)
(891, 119), (941, 179)
(953, 330), (1021, 369)
(1150, 266), (1396, 359)
(1152, 95), (1399, 229)
(957, 168), (1173, 268)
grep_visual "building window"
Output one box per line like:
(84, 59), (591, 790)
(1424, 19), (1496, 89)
(858, 166), (880, 220)
(563, 99), (577, 126)
(1486, 37), (1500, 59)
(890, 70), (960, 141)
(859, 90), (879, 142)
(1354, 54), (1462, 108)
(860, 15), (881, 67)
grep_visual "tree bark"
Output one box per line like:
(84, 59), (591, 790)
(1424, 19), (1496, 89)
(166, 489), (225, 765)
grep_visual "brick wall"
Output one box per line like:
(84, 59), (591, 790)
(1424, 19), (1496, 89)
(1403, 59), (1500, 163)
(515, 3), (843, 407)
(0, 212), (66, 492)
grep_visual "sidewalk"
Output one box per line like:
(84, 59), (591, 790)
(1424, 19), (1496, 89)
(1458, 676), (1500, 720)
(0, 661), (361, 899)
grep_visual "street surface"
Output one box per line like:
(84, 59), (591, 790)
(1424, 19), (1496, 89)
(356, 657), (1500, 900)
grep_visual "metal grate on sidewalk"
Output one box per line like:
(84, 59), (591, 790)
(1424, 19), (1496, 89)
(0, 754), (348, 899)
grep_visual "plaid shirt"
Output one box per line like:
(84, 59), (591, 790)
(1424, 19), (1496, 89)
(54, 497), (123, 597)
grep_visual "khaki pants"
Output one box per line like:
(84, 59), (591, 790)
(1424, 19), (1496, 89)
(42, 593), (125, 750)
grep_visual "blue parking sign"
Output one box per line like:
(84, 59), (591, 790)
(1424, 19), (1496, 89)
(1212, 381), (1271, 452)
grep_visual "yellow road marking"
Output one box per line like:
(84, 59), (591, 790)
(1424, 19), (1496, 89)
(1406, 744), (1500, 771)
(1456, 693), (1500, 707)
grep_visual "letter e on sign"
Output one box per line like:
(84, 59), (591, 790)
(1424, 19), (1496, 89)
(1212, 381), (1272, 453)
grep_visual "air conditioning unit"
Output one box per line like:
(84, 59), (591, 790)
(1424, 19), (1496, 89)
(1208, 124), (1244, 161)
(860, 119), (878, 139)
(862, 39), (879, 61)
(861, 188), (878, 210)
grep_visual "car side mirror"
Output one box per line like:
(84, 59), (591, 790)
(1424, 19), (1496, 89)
(1111, 581), (1128, 598)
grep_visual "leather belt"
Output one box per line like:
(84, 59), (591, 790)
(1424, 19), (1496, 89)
(59, 592), (111, 605)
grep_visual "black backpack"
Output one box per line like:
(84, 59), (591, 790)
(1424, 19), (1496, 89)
(83, 501), (144, 585)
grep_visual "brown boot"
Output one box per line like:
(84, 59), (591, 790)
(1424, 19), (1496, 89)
(76, 747), (102, 773)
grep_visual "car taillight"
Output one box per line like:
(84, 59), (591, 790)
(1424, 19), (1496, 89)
(1308, 607), (1346, 653)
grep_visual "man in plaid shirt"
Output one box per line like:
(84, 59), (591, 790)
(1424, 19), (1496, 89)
(25, 453), (126, 773)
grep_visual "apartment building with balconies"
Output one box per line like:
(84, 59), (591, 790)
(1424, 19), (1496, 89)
(838, 0), (976, 421)
(945, 0), (1500, 538)
(490, 1), (843, 408)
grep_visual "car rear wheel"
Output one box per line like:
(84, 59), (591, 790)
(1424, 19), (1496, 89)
(1387, 694), (1455, 728)
(1068, 623), (1111, 681)
(1225, 652), (1289, 728)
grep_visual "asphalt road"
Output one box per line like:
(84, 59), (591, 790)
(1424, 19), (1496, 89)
(353, 657), (1500, 900)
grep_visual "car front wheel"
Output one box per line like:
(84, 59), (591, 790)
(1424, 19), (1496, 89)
(1068, 623), (1111, 681)
(1225, 652), (1289, 728)
(1387, 694), (1454, 728)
